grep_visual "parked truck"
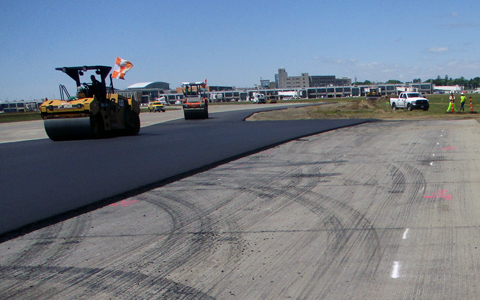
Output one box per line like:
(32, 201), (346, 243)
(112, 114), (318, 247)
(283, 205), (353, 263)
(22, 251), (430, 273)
(390, 92), (429, 111)
(251, 92), (266, 104)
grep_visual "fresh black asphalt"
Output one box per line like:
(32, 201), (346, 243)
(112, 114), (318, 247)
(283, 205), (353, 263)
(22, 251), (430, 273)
(0, 106), (372, 237)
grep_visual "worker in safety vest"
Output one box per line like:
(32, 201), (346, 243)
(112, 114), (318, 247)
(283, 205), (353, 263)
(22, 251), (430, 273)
(447, 93), (457, 112)
(460, 93), (466, 112)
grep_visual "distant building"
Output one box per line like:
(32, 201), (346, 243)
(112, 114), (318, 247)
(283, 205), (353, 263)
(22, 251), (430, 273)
(310, 75), (351, 87)
(432, 84), (464, 93)
(259, 78), (270, 88)
(175, 85), (234, 94)
(126, 81), (170, 103)
(275, 68), (351, 89)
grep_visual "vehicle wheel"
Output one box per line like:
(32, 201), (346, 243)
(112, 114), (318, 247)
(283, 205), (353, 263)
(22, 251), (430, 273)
(91, 114), (105, 138)
(423, 108), (429, 111)
(125, 111), (140, 135)
(392, 103), (396, 110)
(407, 104), (412, 111)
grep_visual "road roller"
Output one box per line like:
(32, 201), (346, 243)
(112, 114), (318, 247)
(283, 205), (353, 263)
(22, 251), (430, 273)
(182, 80), (209, 120)
(40, 66), (140, 141)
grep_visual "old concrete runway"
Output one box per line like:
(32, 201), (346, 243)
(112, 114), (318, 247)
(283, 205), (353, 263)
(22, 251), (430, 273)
(2, 106), (480, 299)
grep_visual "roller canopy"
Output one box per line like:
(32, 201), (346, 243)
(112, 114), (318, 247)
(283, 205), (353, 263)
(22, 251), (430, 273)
(55, 66), (112, 87)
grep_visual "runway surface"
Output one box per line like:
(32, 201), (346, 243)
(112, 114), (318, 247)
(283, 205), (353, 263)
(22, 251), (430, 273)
(2, 118), (480, 299)
(0, 104), (368, 236)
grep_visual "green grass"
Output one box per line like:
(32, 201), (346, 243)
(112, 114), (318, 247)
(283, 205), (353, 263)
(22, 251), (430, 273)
(0, 112), (43, 123)
(323, 93), (480, 117)
(381, 93), (480, 117)
(424, 94), (479, 114)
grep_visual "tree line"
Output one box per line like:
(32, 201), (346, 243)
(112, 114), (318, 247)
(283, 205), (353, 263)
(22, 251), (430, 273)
(354, 75), (480, 89)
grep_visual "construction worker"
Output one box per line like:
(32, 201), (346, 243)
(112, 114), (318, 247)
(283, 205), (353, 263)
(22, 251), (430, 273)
(460, 93), (466, 112)
(447, 93), (457, 112)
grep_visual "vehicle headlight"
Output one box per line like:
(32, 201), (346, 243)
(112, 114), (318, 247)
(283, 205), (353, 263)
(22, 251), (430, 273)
(411, 101), (416, 105)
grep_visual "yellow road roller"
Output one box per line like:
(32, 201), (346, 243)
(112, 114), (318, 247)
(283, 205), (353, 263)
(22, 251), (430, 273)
(40, 66), (140, 141)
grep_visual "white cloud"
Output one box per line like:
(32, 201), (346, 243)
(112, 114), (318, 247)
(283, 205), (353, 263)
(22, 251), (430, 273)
(436, 12), (459, 18)
(427, 47), (450, 53)
(437, 21), (477, 29)
(319, 57), (357, 65)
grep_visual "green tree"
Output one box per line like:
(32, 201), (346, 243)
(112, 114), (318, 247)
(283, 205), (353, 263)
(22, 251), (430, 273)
(386, 79), (403, 84)
(353, 80), (372, 85)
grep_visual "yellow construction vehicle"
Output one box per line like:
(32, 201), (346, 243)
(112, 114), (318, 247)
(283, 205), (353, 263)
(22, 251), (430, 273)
(40, 66), (140, 141)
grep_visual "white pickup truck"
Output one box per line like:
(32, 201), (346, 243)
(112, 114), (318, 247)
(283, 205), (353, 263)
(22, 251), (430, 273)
(390, 92), (429, 111)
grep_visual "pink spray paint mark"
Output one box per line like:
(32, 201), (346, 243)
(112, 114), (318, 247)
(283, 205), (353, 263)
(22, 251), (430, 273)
(109, 200), (138, 207)
(424, 190), (452, 200)
(441, 146), (456, 150)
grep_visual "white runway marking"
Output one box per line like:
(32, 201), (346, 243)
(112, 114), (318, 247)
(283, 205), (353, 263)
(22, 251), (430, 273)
(402, 228), (410, 239)
(391, 261), (401, 279)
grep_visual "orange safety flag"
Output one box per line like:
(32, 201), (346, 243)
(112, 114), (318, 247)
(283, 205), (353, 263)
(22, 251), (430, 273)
(112, 57), (133, 80)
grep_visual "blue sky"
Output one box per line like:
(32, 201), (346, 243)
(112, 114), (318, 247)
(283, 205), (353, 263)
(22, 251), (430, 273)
(1, 0), (479, 101)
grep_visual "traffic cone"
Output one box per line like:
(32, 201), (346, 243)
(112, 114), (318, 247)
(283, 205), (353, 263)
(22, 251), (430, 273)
(470, 97), (473, 113)
(451, 98), (455, 113)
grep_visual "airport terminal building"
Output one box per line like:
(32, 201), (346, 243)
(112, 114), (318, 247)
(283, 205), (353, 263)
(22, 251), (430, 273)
(275, 68), (351, 89)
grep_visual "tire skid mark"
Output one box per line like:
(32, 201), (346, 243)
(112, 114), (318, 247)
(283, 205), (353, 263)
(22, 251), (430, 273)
(134, 194), (218, 274)
(293, 191), (381, 300)
(157, 157), (316, 296)
(115, 164), (304, 297)
(272, 126), (428, 298)
(388, 164), (406, 194)
(8, 214), (92, 267)
(110, 183), (248, 282)
(375, 162), (427, 227)
(221, 161), (382, 299)
(249, 162), (381, 299)
(207, 164), (331, 297)
(42, 214), (91, 266)
(244, 122), (431, 299)
(10, 222), (65, 266)
(2, 214), (92, 298)
(0, 265), (215, 300)
(217, 162), (307, 231)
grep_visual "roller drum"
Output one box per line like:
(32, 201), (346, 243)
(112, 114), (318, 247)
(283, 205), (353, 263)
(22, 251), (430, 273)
(44, 117), (95, 141)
